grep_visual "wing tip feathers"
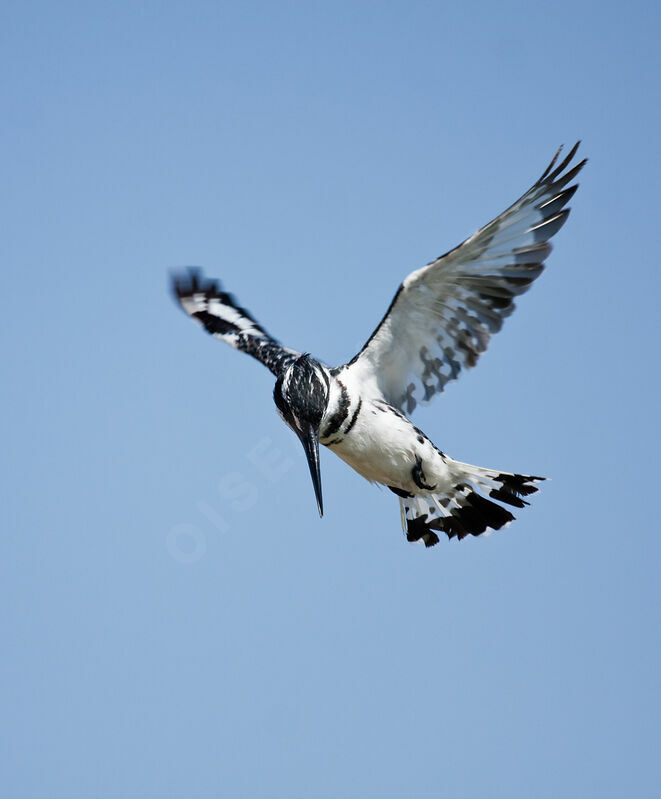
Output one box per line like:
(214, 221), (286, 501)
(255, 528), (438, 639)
(539, 141), (586, 187)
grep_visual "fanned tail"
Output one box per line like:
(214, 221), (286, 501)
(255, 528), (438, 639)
(399, 462), (544, 547)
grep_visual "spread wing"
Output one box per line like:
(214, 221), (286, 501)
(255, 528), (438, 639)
(342, 143), (586, 414)
(171, 269), (300, 376)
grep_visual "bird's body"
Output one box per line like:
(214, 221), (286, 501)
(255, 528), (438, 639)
(320, 368), (439, 488)
(172, 144), (585, 547)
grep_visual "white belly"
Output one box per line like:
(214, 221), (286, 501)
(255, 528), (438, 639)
(321, 393), (452, 493)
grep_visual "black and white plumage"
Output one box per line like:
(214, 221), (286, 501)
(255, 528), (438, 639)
(172, 144), (586, 547)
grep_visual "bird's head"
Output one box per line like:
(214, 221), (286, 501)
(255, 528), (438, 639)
(273, 354), (329, 517)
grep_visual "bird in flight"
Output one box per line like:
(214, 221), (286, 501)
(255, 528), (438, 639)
(172, 143), (585, 547)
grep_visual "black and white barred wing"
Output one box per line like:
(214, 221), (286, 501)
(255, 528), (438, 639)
(172, 269), (300, 376)
(344, 144), (586, 414)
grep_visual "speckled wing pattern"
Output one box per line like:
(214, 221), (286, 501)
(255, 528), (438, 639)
(172, 269), (300, 377)
(344, 143), (586, 414)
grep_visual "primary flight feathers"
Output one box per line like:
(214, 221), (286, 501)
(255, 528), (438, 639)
(347, 142), (585, 413)
(172, 269), (300, 377)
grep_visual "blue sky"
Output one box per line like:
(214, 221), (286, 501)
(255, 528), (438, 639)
(2, 1), (660, 797)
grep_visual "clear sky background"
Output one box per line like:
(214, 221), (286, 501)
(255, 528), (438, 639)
(2, 2), (660, 797)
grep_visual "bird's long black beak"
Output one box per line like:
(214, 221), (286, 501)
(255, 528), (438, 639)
(298, 424), (323, 517)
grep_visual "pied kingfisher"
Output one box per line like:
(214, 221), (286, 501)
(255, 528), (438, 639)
(172, 144), (585, 547)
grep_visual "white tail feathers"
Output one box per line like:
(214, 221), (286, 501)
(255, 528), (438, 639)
(399, 463), (545, 547)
